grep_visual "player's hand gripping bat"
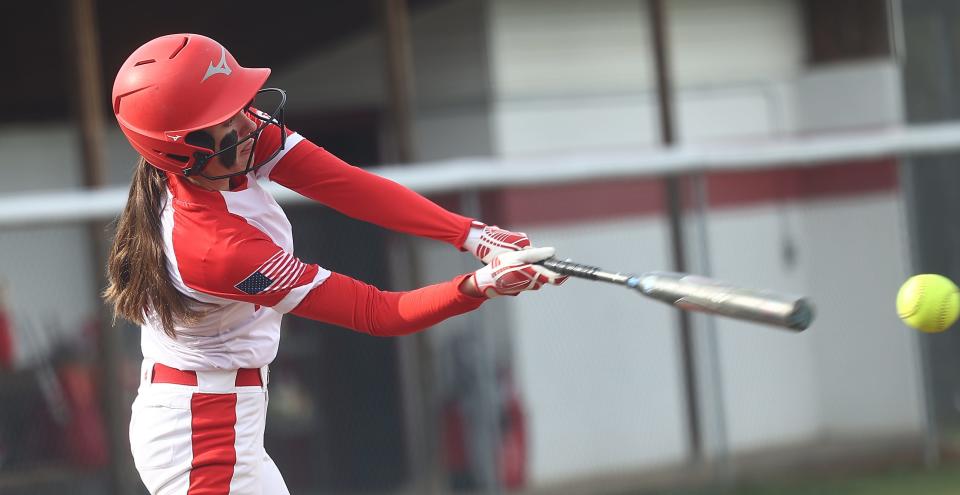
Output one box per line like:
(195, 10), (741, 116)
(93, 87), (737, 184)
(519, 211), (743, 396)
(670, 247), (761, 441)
(536, 257), (813, 331)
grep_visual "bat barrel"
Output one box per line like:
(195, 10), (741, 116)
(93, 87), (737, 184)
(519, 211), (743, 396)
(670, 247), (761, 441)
(639, 272), (814, 331)
(538, 258), (814, 331)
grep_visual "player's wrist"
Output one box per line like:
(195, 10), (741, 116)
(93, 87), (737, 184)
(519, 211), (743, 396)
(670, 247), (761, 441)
(461, 221), (485, 256)
(458, 273), (484, 298)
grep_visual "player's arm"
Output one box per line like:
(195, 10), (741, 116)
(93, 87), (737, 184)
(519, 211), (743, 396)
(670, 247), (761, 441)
(178, 224), (483, 335)
(176, 212), (561, 336)
(290, 247), (562, 336)
(267, 142), (565, 270)
(255, 128), (472, 248)
(253, 123), (566, 280)
(290, 272), (482, 336)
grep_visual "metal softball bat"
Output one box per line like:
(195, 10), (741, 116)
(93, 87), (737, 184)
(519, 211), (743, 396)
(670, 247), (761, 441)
(536, 257), (813, 331)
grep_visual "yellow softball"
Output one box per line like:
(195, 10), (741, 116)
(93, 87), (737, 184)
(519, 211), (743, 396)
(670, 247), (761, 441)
(897, 274), (960, 333)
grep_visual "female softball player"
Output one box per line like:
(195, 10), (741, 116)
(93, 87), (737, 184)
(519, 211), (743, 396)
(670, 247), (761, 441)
(104, 33), (564, 495)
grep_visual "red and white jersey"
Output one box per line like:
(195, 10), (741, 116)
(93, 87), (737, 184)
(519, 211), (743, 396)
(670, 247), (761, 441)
(143, 122), (475, 371)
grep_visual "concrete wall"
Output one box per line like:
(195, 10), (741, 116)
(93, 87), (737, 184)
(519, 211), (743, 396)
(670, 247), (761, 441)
(701, 203), (821, 451)
(705, 192), (921, 451)
(794, 60), (904, 133)
(488, 0), (805, 154)
(801, 194), (921, 436)
(512, 216), (687, 482)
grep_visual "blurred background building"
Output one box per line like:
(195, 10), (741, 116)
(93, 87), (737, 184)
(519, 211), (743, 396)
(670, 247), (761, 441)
(3, 0), (960, 493)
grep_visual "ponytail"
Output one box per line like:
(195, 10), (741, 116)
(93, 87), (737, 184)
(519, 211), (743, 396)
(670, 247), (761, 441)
(103, 157), (204, 338)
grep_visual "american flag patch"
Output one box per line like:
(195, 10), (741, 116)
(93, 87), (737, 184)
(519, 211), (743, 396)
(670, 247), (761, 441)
(235, 251), (307, 295)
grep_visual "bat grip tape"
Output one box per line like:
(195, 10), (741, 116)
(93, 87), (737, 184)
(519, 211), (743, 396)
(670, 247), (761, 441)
(537, 257), (602, 280)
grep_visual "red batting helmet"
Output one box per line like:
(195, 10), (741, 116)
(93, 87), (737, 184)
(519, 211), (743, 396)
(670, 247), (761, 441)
(112, 34), (271, 176)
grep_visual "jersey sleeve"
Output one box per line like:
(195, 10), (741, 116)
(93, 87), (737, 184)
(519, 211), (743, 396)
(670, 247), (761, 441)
(172, 211), (330, 314)
(250, 122), (474, 249)
(290, 272), (485, 336)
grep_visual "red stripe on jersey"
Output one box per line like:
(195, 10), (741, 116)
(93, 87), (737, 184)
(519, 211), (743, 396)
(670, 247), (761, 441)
(278, 264), (306, 290)
(264, 254), (297, 281)
(189, 393), (238, 494)
(259, 251), (285, 275)
(269, 264), (295, 289)
(242, 250), (307, 294)
(166, 174), (320, 307)
(258, 254), (285, 279)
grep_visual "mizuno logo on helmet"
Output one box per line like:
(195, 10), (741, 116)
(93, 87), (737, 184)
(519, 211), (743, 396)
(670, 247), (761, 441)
(202, 46), (232, 82)
(166, 133), (182, 142)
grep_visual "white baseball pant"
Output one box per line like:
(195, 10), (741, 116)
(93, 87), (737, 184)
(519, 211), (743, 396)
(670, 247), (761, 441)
(130, 359), (290, 495)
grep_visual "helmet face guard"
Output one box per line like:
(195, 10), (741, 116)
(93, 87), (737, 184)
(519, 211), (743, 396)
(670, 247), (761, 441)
(184, 88), (288, 180)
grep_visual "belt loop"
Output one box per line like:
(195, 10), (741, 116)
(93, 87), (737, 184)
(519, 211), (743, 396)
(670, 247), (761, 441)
(195, 369), (236, 393)
(141, 359), (156, 387)
(260, 365), (270, 389)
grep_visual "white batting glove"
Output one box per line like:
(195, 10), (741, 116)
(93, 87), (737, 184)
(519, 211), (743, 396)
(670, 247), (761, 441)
(472, 247), (566, 298)
(463, 221), (531, 265)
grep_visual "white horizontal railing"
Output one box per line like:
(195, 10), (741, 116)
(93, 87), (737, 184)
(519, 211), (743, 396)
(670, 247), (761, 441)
(4, 121), (960, 228)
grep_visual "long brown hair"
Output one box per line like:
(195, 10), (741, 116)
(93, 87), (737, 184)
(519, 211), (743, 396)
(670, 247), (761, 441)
(103, 157), (204, 337)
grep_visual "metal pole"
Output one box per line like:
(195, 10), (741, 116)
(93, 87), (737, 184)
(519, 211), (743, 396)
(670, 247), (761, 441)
(648, 0), (703, 463)
(898, 160), (941, 468)
(690, 174), (731, 479)
(381, 0), (417, 163)
(379, 1), (440, 493)
(69, 0), (135, 492)
(650, 0), (675, 147)
(72, 0), (107, 187)
(460, 192), (503, 495)
(888, 0), (940, 469)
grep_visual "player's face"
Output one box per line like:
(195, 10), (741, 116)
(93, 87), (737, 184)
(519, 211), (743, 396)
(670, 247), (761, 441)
(202, 111), (258, 176)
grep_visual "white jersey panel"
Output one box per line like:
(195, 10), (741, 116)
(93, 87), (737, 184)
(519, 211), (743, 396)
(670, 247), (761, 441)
(140, 176), (328, 371)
